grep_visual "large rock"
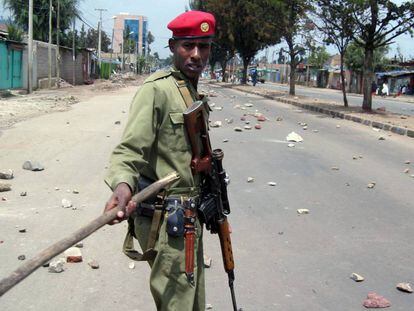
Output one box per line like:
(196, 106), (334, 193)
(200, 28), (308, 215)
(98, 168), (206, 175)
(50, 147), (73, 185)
(362, 292), (391, 308)
(22, 161), (44, 171)
(396, 282), (413, 293)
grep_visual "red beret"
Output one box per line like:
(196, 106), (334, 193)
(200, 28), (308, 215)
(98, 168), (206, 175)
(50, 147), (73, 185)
(168, 11), (215, 39)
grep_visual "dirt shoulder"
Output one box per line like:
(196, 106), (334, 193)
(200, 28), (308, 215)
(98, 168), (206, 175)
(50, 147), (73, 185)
(0, 75), (146, 130)
(214, 82), (414, 138)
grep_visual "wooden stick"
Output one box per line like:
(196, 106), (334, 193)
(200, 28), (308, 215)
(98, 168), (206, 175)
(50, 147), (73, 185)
(0, 172), (179, 297)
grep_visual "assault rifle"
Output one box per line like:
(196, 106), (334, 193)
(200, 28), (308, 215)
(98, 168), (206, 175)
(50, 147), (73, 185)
(184, 101), (240, 311)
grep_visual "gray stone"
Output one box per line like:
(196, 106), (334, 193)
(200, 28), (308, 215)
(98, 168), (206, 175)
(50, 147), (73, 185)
(18, 255), (26, 260)
(396, 282), (413, 293)
(114, 121), (121, 125)
(367, 182), (376, 189)
(48, 258), (65, 273)
(404, 168), (410, 174)
(222, 139), (229, 143)
(0, 183), (11, 192)
(18, 228), (26, 233)
(129, 262), (135, 269)
(203, 255), (212, 268)
(61, 199), (73, 208)
(22, 161), (44, 171)
(331, 167), (340, 171)
(75, 242), (84, 248)
(72, 189), (79, 194)
(247, 177), (255, 183)
(234, 127), (243, 132)
(0, 169), (14, 180)
(297, 209), (310, 214)
(88, 259), (100, 269)
(268, 182), (277, 186)
(206, 303), (213, 310)
(378, 136), (386, 141)
(350, 273), (364, 282)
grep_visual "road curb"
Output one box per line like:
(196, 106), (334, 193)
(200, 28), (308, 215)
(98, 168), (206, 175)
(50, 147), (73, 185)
(216, 83), (414, 139)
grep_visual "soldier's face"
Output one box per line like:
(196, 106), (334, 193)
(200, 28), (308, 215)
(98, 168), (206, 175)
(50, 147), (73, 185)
(170, 38), (212, 80)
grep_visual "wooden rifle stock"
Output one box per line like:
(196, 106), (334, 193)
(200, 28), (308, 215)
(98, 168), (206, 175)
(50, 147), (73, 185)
(218, 217), (235, 272)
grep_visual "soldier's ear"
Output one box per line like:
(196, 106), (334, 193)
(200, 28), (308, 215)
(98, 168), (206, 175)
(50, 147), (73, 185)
(168, 39), (176, 53)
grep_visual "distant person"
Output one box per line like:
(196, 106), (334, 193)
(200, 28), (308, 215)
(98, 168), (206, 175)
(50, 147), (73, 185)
(382, 82), (389, 96)
(251, 67), (258, 86)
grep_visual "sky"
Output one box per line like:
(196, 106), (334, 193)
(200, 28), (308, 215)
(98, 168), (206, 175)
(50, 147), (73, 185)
(0, 0), (413, 60)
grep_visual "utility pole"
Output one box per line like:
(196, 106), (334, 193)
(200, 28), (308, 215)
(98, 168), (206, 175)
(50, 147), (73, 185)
(95, 8), (107, 71)
(72, 18), (76, 85)
(48, 0), (53, 88)
(56, 0), (60, 88)
(28, 0), (33, 93)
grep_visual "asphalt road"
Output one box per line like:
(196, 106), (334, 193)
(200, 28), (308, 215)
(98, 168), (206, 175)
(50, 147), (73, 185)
(1, 82), (413, 310)
(256, 82), (414, 116)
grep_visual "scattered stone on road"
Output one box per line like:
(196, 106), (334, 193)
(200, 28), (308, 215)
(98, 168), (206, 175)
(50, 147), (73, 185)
(18, 228), (26, 233)
(367, 182), (376, 189)
(211, 121), (222, 128)
(1, 196), (7, 201)
(48, 258), (65, 273)
(268, 182), (277, 186)
(276, 117), (283, 121)
(129, 262), (135, 270)
(254, 124), (262, 130)
(225, 118), (234, 124)
(244, 125), (252, 130)
(203, 255), (212, 268)
(17, 255), (26, 260)
(286, 132), (303, 143)
(331, 166), (340, 171)
(336, 125), (341, 128)
(72, 189), (79, 194)
(234, 127), (243, 132)
(114, 121), (121, 125)
(350, 273), (365, 282)
(61, 199), (73, 208)
(257, 115), (266, 122)
(88, 259), (100, 269)
(223, 139), (229, 143)
(64, 247), (83, 263)
(297, 209), (310, 215)
(405, 160), (411, 164)
(0, 183), (11, 192)
(0, 169), (14, 180)
(313, 129), (319, 133)
(378, 136), (386, 141)
(22, 160), (44, 171)
(213, 106), (223, 111)
(247, 177), (255, 183)
(396, 282), (413, 293)
(353, 156), (358, 160)
(287, 143), (295, 148)
(362, 292), (391, 308)
(55, 187), (60, 191)
(244, 103), (253, 107)
(205, 303), (213, 310)
(403, 168), (410, 174)
(20, 192), (27, 196)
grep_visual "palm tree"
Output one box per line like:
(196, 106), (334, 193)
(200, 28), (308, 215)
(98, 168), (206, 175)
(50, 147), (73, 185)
(3, 0), (80, 42)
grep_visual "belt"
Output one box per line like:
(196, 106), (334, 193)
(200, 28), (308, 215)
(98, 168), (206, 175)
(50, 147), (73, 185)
(137, 196), (199, 218)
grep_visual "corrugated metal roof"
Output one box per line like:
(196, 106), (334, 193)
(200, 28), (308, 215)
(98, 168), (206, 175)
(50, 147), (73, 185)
(376, 70), (414, 77)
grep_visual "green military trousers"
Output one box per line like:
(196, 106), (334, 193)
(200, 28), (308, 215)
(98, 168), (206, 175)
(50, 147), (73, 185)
(133, 213), (206, 311)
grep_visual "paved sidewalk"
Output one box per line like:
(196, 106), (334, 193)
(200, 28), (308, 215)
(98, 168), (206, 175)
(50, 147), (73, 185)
(210, 82), (414, 139)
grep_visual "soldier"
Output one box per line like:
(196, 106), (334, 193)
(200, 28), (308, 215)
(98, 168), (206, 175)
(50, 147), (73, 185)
(103, 10), (216, 311)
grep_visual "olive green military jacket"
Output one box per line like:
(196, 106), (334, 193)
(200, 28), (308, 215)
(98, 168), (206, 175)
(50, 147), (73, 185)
(105, 68), (205, 195)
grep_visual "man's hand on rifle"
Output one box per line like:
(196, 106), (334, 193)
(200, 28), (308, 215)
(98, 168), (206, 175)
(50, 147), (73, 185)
(104, 182), (135, 225)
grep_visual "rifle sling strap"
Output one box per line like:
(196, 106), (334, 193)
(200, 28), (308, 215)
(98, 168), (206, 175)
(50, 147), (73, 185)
(175, 79), (197, 108)
(122, 205), (163, 262)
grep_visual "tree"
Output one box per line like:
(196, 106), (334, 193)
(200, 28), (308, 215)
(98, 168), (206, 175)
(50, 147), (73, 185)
(345, 42), (390, 93)
(312, 0), (355, 107)
(190, 0), (236, 82)
(78, 23), (87, 49)
(6, 23), (24, 42)
(83, 28), (111, 53)
(269, 0), (309, 95)
(3, 0), (80, 43)
(146, 31), (154, 55)
(307, 45), (330, 69)
(231, 0), (282, 84)
(348, 1), (414, 110)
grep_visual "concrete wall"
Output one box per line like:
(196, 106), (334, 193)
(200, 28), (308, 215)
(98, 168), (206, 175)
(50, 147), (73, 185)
(20, 40), (91, 89)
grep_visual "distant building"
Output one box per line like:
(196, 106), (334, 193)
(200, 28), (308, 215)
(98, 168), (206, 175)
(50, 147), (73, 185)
(112, 13), (148, 55)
